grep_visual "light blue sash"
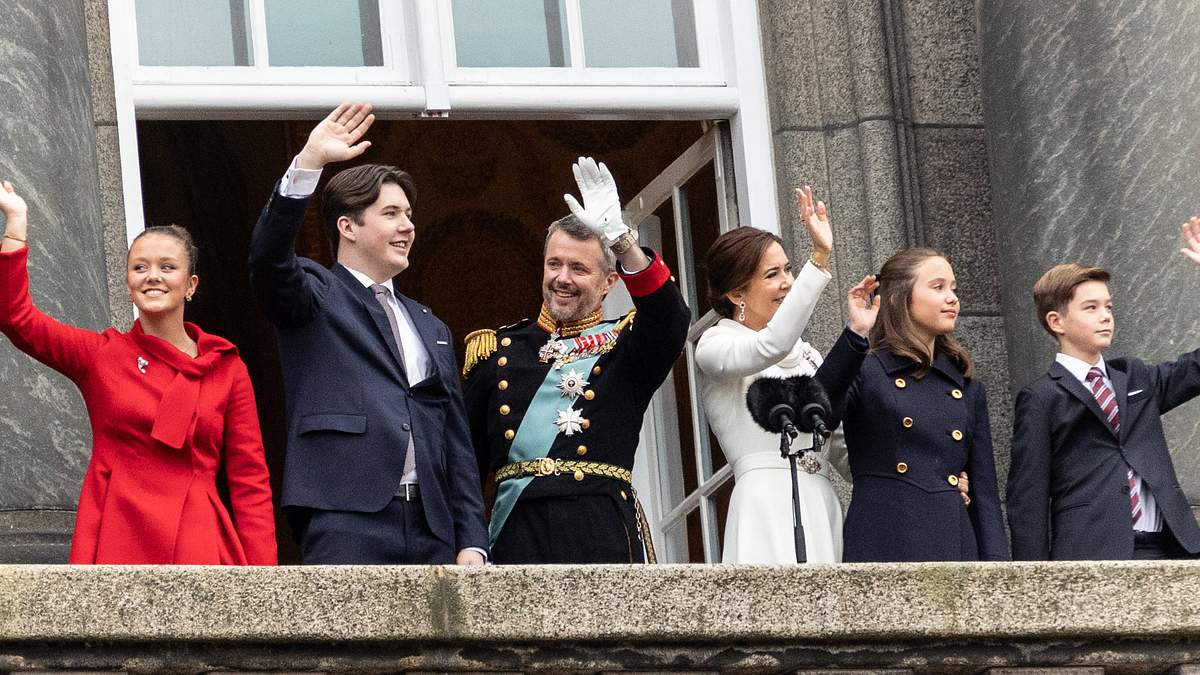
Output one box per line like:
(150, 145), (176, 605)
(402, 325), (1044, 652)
(488, 324), (610, 545)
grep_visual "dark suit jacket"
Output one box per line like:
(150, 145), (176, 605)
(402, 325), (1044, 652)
(1008, 351), (1200, 560)
(832, 347), (1009, 562)
(248, 190), (488, 554)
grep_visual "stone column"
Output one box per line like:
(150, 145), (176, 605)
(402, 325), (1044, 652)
(757, 0), (1013, 499)
(0, 1), (114, 561)
(980, 2), (1200, 502)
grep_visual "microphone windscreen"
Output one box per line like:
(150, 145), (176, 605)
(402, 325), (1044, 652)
(785, 375), (831, 433)
(788, 375), (831, 413)
(746, 377), (791, 433)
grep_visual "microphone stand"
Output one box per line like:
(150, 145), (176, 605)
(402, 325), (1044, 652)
(778, 422), (807, 563)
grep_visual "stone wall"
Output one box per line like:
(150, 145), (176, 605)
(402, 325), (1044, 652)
(0, 563), (1198, 671)
(0, 0), (114, 562)
(758, 0), (1013, 504)
(979, 1), (1200, 507)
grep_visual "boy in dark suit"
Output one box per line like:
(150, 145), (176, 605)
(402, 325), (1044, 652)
(1007, 218), (1200, 560)
(249, 103), (488, 565)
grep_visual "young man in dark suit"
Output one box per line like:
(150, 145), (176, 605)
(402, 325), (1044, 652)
(1007, 218), (1200, 560)
(249, 103), (487, 565)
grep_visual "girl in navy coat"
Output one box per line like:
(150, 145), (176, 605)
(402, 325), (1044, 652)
(834, 248), (1009, 562)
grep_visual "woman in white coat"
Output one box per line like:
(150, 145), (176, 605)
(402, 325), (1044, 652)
(695, 187), (879, 564)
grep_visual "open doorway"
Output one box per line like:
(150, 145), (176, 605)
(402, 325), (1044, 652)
(137, 118), (706, 562)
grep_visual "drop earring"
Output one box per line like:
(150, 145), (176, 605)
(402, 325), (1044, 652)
(737, 301), (746, 322)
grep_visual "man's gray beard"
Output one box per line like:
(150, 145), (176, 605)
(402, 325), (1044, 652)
(545, 295), (602, 324)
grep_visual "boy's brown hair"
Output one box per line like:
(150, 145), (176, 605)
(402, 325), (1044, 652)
(321, 164), (415, 255)
(1032, 263), (1111, 336)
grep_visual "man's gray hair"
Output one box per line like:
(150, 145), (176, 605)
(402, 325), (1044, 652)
(544, 214), (617, 274)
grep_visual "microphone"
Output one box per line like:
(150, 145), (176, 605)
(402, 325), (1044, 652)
(747, 375), (833, 439)
(786, 376), (833, 438)
(746, 377), (799, 437)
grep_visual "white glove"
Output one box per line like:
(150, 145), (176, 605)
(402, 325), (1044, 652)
(563, 157), (630, 247)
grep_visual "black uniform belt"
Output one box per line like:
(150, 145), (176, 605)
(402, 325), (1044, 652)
(495, 458), (633, 484)
(494, 458), (655, 563)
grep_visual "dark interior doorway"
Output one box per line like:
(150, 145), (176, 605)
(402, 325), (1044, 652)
(137, 118), (705, 562)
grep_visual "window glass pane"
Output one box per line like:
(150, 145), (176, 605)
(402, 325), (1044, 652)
(452, 0), (569, 67)
(264, 0), (383, 67)
(579, 0), (699, 68)
(677, 162), (726, 475)
(135, 0), (252, 66)
(686, 508), (705, 562)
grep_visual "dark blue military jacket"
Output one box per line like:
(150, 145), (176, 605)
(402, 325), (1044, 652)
(463, 250), (690, 560)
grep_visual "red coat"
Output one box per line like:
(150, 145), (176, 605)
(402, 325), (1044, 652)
(0, 248), (276, 564)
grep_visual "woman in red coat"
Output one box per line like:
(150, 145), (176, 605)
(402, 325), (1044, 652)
(0, 180), (276, 565)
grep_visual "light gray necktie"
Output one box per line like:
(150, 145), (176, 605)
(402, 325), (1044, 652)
(371, 284), (417, 478)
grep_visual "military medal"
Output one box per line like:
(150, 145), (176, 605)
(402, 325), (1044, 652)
(538, 330), (569, 364)
(554, 407), (584, 436)
(557, 368), (589, 399)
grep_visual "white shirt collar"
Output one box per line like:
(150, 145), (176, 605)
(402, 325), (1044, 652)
(342, 265), (395, 296)
(1055, 352), (1107, 384)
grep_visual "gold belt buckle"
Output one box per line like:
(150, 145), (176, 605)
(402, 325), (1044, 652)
(535, 457), (561, 476)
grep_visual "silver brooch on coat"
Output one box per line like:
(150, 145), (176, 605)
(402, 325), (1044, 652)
(798, 453), (822, 474)
(137, 356), (149, 374)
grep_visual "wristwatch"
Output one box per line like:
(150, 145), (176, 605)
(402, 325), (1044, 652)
(610, 230), (638, 255)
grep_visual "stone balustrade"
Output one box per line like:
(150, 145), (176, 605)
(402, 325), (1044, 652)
(1, 561), (1199, 672)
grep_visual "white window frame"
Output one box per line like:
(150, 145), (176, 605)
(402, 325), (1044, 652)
(110, 0), (777, 243)
(612, 128), (735, 562)
(436, 0), (726, 86)
(117, 0), (412, 85)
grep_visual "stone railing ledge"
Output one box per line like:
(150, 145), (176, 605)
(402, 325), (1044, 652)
(0, 560), (1199, 644)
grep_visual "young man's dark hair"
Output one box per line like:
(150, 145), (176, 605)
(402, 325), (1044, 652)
(320, 164), (415, 255)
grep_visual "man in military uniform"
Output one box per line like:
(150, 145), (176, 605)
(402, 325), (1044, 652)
(463, 157), (690, 564)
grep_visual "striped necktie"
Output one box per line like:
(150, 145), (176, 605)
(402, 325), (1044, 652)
(1085, 367), (1140, 524)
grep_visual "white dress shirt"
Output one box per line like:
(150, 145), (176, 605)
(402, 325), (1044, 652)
(1055, 352), (1161, 532)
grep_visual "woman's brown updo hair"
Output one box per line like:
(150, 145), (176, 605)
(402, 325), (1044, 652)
(704, 226), (784, 319)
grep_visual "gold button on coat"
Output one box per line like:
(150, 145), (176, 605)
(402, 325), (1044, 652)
(576, 444), (587, 456)
(498, 380), (508, 390)
(951, 388), (963, 399)
(573, 470), (585, 481)
(896, 462), (908, 474)
(619, 490), (628, 500)
(592, 366), (602, 375)
(902, 416), (914, 428)
(895, 378), (907, 389)
(500, 337), (512, 347)
(584, 389), (595, 400)
(947, 474), (959, 486)
(580, 419), (591, 429)
(499, 405), (511, 415)
(497, 356), (508, 367)
(504, 429), (515, 440)
(951, 429), (963, 441)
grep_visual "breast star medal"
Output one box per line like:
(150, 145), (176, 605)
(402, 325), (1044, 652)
(557, 368), (589, 399)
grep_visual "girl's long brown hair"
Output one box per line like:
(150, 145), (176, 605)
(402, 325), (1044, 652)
(869, 247), (974, 379)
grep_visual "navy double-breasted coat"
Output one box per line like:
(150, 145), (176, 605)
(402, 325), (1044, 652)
(833, 347), (1009, 562)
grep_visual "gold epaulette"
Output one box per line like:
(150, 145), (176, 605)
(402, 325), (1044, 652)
(462, 328), (497, 377)
(614, 309), (637, 334)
